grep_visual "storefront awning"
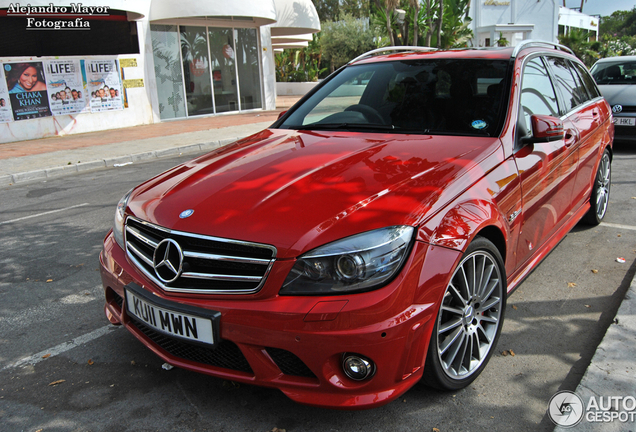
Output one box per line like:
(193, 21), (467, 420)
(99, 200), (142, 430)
(271, 33), (313, 44)
(270, 0), (320, 36)
(149, 0), (277, 26)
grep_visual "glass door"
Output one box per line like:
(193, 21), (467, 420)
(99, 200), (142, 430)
(208, 28), (239, 113)
(236, 28), (262, 110)
(180, 26), (214, 116)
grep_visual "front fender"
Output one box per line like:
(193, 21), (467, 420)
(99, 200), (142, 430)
(417, 157), (522, 276)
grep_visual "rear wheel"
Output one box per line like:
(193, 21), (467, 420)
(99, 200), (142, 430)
(582, 148), (611, 225)
(423, 237), (506, 391)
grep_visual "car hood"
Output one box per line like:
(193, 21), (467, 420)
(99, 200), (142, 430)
(127, 129), (502, 258)
(599, 84), (636, 107)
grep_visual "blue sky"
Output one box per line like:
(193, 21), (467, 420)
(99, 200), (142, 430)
(564, 0), (635, 17)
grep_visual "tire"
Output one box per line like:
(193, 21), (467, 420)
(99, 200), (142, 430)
(582, 148), (611, 225)
(422, 236), (507, 391)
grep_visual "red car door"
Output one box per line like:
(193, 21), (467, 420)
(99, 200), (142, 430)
(513, 56), (579, 269)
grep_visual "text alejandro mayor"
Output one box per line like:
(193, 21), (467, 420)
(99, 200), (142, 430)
(8, 3), (111, 30)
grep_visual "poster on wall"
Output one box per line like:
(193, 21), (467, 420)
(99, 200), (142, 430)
(0, 67), (13, 123)
(44, 59), (89, 116)
(3, 62), (52, 121)
(83, 59), (124, 113)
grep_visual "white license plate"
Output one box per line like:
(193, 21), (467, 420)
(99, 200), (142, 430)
(614, 117), (636, 126)
(125, 289), (215, 345)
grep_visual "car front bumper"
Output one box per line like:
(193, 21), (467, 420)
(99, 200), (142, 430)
(100, 231), (458, 409)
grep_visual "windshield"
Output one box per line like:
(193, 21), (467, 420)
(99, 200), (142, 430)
(277, 59), (510, 137)
(591, 61), (636, 85)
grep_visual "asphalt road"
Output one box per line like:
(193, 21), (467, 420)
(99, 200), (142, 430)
(1, 143), (635, 432)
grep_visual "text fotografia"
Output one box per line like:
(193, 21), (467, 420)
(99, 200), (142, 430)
(8, 3), (110, 30)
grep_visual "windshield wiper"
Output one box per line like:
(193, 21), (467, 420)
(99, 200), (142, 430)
(292, 123), (399, 131)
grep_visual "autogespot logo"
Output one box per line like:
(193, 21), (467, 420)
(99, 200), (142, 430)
(548, 391), (584, 428)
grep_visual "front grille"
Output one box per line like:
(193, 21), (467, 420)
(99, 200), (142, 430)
(266, 347), (316, 378)
(132, 319), (253, 374)
(125, 217), (276, 294)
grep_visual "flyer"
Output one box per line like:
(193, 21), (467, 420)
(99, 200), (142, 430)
(3, 61), (52, 121)
(44, 59), (89, 116)
(83, 59), (124, 113)
(0, 67), (13, 123)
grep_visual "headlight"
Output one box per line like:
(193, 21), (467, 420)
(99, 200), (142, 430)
(113, 188), (134, 249)
(280, 226), (414, 295)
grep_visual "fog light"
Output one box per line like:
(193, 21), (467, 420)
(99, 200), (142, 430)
(342, 353), (375, 381)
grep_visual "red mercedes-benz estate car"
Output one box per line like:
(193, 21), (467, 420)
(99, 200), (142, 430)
(100, 41), (613, 409)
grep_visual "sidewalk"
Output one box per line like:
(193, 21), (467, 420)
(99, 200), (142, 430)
(0, 95), (301, 185)
(0, 93), (634, 428)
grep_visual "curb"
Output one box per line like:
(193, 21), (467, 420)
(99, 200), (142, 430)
(553, 271), (636, 431)
(1, 137), (240, 186)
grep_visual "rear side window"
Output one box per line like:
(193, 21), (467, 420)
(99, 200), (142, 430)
(572, 62), (601, 98)
(546, 56), (588, 114)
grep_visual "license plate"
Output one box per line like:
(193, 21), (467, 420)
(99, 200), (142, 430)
(614, 117), (636, 126)
(125, 288), (216, 345)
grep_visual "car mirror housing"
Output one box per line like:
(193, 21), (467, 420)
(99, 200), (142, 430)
(525, 114), (564, 144)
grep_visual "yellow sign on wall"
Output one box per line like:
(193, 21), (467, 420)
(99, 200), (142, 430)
(123, 79), (144, 88)
(120, 58), (138, 68)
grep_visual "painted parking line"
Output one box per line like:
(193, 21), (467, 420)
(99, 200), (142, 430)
(601, 222), (636, 231)
(0, 202), (90, 226)
(1, 325), (119, 372)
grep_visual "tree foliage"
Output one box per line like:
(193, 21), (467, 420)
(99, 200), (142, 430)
(369, 0), (472, 48)
(320, 14), (377, 71)
(599, 7), (636, 39)
(275, 34), (327, 82)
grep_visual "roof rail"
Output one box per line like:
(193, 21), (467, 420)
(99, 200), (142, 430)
(511, 40), (574, 58)
(348, 46), (437, 65)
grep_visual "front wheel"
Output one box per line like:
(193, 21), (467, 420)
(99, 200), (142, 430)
(582, 148), (611, 225)
(422, 237), (506, 391)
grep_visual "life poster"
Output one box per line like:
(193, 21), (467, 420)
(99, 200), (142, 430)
(44, 59), (89, 116)
(0, 67), (13, 123)
(83, 59), (124, 113)
(3, 61), (52, 121)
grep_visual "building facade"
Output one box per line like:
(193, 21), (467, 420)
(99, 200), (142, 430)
(469, 0), (597, 47)
(0, 0), (319, 144)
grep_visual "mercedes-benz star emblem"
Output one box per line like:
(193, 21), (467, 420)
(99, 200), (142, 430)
(612, 104), (623, 113)
(153, 238), (184, 283)
(179, 209), (195, 219)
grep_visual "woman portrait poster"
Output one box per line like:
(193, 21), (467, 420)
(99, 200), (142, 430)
(4, 62), (52, 120)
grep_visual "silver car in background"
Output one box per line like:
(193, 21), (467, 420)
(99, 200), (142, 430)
(590, 55), (636, 143)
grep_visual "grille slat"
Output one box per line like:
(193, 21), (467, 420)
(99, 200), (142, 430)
(125, 217), (276, 294)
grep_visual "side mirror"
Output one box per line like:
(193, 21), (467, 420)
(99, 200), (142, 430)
(277, 110), (288, 120)
(524, 114), (564, 144)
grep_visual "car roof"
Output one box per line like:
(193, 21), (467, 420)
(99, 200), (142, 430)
(350, 41), (576, 66)
(594, 55), (636, 64)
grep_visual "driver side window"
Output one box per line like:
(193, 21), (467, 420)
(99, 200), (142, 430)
(520, 57), (559, 136)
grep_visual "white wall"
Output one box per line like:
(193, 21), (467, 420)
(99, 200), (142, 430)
(0, 53), (154, 144)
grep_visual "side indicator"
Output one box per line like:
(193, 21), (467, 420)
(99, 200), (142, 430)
(508, 209), (521, 223)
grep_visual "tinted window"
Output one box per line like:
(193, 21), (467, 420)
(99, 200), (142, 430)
(572, 62), (601, 98)
(520, 57), (559, 133)
(279, 59), (509, 137)
(591, 61), (636, 85)
(547, 56), (586, 113)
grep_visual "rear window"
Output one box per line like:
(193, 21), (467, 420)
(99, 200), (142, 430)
(279, 59), (510, 137)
